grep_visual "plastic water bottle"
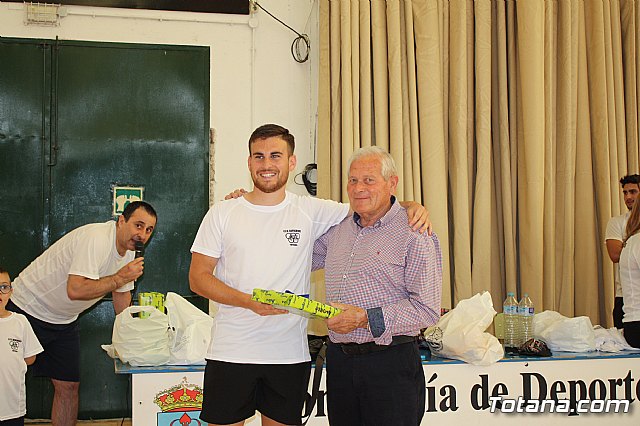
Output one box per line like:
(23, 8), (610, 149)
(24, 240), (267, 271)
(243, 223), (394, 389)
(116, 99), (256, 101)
(503, 292), (520, 354)
(519, 293), (534, 344)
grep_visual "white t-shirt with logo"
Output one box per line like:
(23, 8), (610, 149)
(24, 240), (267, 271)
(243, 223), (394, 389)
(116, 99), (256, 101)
(619, 233), (640, 322)
(11, 221), (134, 324)
(0, 312), (43, 421)
(191, 192), (349, 364)
(605, 212), (630, 297)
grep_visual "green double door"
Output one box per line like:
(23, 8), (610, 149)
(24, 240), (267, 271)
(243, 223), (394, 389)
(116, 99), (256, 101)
(0, 37), (210, 418)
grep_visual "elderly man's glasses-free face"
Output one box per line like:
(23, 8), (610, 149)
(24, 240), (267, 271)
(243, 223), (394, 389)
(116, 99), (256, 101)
(0, 284), (12, 294)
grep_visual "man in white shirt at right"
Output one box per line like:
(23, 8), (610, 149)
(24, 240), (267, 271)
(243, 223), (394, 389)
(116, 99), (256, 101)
(605, 174), (640, 329)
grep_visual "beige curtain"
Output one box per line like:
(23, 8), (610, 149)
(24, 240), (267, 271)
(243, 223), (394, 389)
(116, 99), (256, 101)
(317, 0), (640, 327)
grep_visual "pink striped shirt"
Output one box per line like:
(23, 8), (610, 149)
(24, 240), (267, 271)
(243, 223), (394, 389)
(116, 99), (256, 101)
(312, 199), (442, 345)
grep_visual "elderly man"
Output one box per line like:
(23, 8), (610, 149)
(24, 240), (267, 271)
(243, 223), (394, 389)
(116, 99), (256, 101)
(313, 146), (442, 426)
(8, 201), (157, 426)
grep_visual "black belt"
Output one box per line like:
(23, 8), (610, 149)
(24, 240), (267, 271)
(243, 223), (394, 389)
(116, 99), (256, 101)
(334, 335), (418, 355)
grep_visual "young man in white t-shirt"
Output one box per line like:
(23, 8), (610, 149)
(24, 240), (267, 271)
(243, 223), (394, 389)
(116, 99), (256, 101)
(7, 201), (157, 426)
(605, 174), (640, 328)
(0, 267), (43, 426)
(190, 124), (429, 426)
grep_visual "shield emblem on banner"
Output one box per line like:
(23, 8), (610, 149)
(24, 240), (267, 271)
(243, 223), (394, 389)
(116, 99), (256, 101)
(157, 411), (202, 426)
(154, 377), (203, 426)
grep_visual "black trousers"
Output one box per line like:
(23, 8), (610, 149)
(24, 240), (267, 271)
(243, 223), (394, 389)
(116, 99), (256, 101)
(623, 320), (640, 348)
(326, 340), (425, 426)
(613, 296), (624, 329)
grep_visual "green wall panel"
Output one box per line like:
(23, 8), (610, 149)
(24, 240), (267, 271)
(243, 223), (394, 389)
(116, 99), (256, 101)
(0, 37), (210, 419)
(50, 41), (210, 298)
(0, 39), (49, 275)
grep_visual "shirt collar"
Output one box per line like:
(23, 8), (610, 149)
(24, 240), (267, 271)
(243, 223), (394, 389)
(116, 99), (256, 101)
(352, 195), (399, 229)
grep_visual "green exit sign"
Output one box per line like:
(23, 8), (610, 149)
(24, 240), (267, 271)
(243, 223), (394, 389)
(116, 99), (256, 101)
(113, 186), (144, 216)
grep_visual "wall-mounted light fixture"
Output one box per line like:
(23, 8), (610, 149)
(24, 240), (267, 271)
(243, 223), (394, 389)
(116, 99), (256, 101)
(25, 2), (62, 26)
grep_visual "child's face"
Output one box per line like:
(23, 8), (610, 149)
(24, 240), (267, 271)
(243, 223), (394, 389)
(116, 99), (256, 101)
(0, 272), (11, 311)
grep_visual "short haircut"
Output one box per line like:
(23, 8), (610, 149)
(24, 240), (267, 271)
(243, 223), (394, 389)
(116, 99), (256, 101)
(620, 174), (640, 186)
(348, 146), (398, 180)
(121, 201), (157, 221)
(248, 124), (295, 155)
(625, 196), (640, 243)
(0, 266), (7, 275)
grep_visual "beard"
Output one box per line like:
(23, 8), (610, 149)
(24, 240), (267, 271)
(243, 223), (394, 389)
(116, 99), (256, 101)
(252, 169), (289, 193)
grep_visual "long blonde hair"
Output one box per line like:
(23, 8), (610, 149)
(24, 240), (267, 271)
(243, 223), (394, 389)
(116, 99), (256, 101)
(624, 200), (640, 247)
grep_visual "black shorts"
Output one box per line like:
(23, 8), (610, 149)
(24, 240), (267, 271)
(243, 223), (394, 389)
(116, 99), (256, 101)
(200, 360), (311, 425)
(7, 300), (81, 382)
(0, 416), (24, 426)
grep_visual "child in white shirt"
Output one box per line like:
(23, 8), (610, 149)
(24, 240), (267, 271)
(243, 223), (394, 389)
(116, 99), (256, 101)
(0, 267), (43, 426)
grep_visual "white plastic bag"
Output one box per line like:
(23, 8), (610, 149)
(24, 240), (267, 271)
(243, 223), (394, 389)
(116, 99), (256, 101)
(111, 305), (170, 366)
(424, 292), (504, 365)
(165, 292), (213, 365)
(593, 326), (639, 352)
(533, 310), (595, 352)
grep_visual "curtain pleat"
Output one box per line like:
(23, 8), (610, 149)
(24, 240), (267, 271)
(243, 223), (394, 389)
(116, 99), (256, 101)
(554, 0), (579, 314)
(621, 0), (639, 171)
(448, 0), (473, 303)
(317, 0), (640, 327)
(329, 2), (342, 200)
(387, 0), (405, 199)
(414, 0), (453, 307)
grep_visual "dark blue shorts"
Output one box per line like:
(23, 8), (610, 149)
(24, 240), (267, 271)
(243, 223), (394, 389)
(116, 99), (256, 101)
(7, 300), (81, 382)
(200, 359), (311, 425)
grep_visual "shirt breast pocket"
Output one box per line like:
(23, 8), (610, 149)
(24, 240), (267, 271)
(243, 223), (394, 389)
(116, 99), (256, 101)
(364, 247), (406, 284)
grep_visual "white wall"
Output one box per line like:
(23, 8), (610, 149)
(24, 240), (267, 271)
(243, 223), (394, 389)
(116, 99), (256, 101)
(0, 0), (319, 201)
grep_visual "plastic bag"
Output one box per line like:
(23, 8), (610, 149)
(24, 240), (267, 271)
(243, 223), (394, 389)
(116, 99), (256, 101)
(111, 305), (170, 366)
(424, 292), (504, 365)
(533, 311), (595, 352)
(165, 292), (213, 365)
(593, 326), (639, 352)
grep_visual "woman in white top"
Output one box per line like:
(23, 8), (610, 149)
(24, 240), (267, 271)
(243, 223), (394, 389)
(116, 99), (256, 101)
(619, 200), (640, 348)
